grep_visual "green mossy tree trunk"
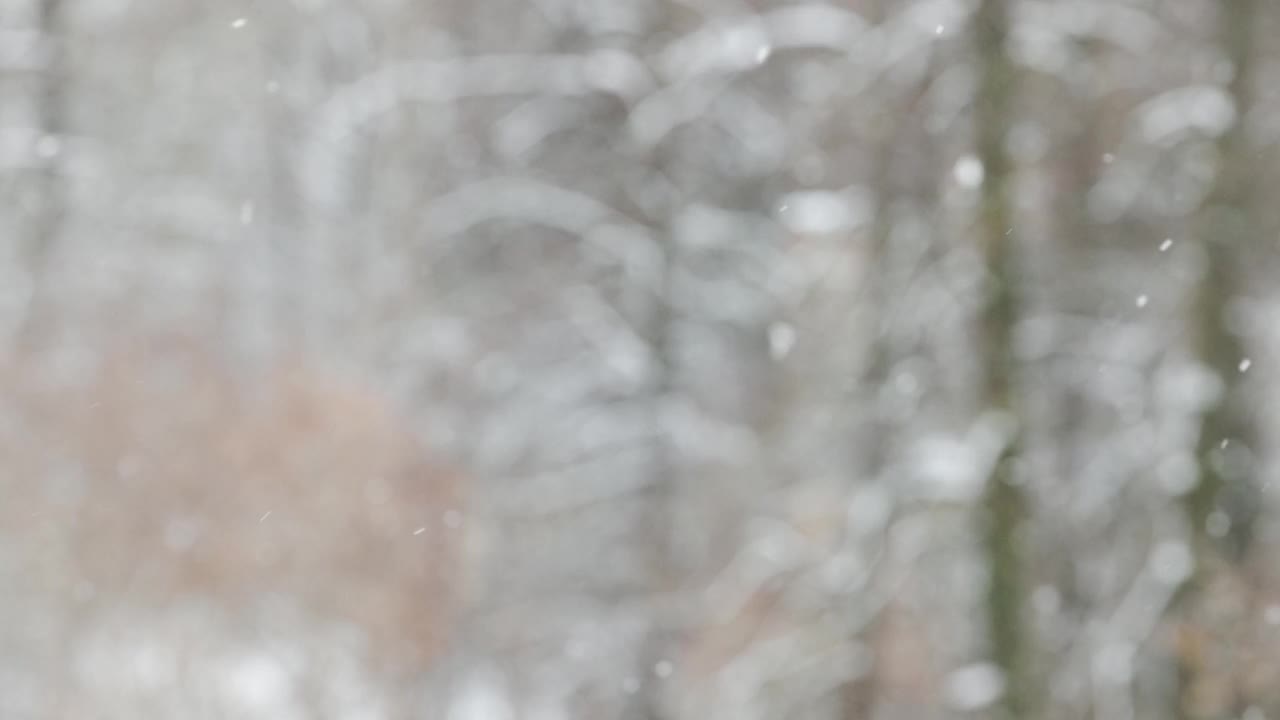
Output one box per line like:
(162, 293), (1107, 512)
(17, 0), (67, 350)
(973, 0), (1033, 717)
(1177, 0), (1261, 717)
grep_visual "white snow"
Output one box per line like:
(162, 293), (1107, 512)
(776, 190), (869, 235)
(223, 652), (293, 712)
(1157, 453), (1197, 496)
(847, 484), (892, 535)
(945, 663), (1005, 711)
(768, 321), (797, 360)
(448, 672), (514, 720)
(1032, 585), (1061, 616)
(953, 155), (985, 189)
(34, 134), (60, 159)
(1091, 643), (1134, 686)
(1138, 86), (1237, 144)
(1149, 540), (1193, 586)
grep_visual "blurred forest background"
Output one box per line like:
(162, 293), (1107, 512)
(1, 0), (1279, 718)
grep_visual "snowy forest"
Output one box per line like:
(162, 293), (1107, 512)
(1, 0), (1278, 718)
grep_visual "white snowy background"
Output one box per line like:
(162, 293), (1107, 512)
(0, 0), (1278, 718)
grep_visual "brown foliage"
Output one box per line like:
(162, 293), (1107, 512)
(1169, 565), (1280, 718)
(0, 334), (462, 675)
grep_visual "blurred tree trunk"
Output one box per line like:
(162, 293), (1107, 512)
(17, 0), (65, 350)
(1177, 0), (1260, 716)
(1185, 0), (1259, 568)
(630, 216), (679, 720)
(972, 0), (1033, 717)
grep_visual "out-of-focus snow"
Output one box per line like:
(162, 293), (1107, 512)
(1138, 86), (1236, 145)
(448, 670), (514, 720)
(776, 190), (871, 235)
(1149, 540), (1193, 586)
(945, 663), (1006, 711)
(952, 155), (984, 189)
